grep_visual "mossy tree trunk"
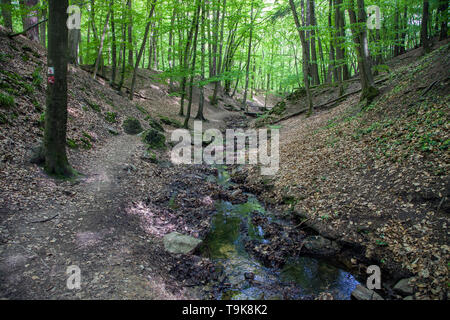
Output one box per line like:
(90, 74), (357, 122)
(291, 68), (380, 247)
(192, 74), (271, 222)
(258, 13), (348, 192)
(43, 0), (73, 177)
(348, 0), (378, 104)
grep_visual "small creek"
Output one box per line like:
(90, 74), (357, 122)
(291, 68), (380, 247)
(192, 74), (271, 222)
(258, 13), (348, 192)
(201, 165), (360, 300)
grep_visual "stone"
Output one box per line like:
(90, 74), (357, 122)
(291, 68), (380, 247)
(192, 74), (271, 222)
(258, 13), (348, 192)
(163, 232), (202, 254)
(302, 235), (340, 256)
(393, 278), (414, 295)
(351, 284), (384, 300)
(244, 272), (255, 280)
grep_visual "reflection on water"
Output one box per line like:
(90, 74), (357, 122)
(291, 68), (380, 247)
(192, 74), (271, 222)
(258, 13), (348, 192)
(202, 199), (359, 300)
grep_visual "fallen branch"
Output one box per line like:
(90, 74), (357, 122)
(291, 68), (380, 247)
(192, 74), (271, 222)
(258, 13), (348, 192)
(271, 77), (389, 124)
(8, 19), (48, 38)
(29, 213), (59, 224)
(421, 80), (439, 96)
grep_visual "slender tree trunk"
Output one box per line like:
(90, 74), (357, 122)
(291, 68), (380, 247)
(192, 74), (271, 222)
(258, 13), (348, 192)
(93, 2), (112, 80)
(183, 0), (201, 128)
(196, 0), (206, 121)
(68, 0), (82, 64)
(40, 6), (47, 47)
(308, 0), (320, 85)
(421, 0), (431, 53)
(179, 0), (200, 116)
(212, 0), (226, 105)
(43, 0), (72, 177)
(110, 4), (117, 86)
(129, 0), (157, 100)
(21, 0), (40, 42)
(127, 0), (134, 65)
(439, 0), (448, 40)
(289, 0), (314, 116)
(348, 0), (378, 103)
(1, 0), (13, 31)
(242, 0), (255, 111)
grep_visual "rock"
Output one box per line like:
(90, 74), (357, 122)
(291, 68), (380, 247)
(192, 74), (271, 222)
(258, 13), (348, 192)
(105, 126), (119, 135)
(163, 232), (202, 254)
(122, 164), (137, 172)
(122, 117), (143, 135)
(404, 296), (414, 300)
(393, 278), (414, 295)
(244, 272), (255, 280)
(302, 235), (340, 256)
(142, 129), (166, 149)
(351, 284), (384, 300)
(28, 143), (44, 164)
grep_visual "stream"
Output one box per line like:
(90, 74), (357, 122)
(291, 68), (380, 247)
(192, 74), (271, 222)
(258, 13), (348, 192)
(201, 165), (360, 300)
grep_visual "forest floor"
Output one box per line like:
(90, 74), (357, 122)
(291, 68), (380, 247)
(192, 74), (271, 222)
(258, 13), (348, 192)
(0, 28), (448, 300)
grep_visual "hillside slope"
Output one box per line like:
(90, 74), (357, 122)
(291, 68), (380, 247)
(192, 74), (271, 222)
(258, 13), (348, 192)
(246, 42), (449, 299)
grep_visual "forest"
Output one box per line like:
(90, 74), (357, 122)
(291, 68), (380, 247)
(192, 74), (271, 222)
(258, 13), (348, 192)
(0, 0), (448, 303)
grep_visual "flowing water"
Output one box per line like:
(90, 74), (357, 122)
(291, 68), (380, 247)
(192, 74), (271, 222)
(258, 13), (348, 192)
(202, 166), (360, 300)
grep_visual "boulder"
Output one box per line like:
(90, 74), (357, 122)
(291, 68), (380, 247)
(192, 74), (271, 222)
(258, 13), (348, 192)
(393, 278), (414, 295)
(351, 284), (384, 300)
(163, 232), (202, 254)
(302, 235), (340, 256)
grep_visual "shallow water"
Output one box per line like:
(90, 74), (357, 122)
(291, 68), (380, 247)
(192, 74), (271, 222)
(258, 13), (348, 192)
(202, 199), (359, 300)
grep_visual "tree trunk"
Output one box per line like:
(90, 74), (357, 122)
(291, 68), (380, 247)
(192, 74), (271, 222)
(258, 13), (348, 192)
(21, 0), (40, 42)
(68, 0), (82, 64)
(196, 0), (207, 121)
(439, 0), (448, 40)
(127, 0), (134, 65)
(348, 0), (378, 103)
(43, 0), (72, 177)
(183, 0), (201, 128)
(289, 0), (314, 116)
(242, 1), (254, 111)
(110, 4), (117, 86)
(308, 0), (320, 85)
(1, 0), (13, 31)
(40, 6), (47, 47)
(421, 0), (431, 53)
(129, 0), (157, 100)
(93, 2), (112, 80)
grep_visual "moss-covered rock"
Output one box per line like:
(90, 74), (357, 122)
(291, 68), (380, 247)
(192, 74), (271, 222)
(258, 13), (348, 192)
(142, 129), (166, 149)
(123, 117), (143, 135)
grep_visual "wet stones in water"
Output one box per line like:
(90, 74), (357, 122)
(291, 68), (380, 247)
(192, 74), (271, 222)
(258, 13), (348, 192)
(163, 232), (203, 254)
(351, 284), (384, 300)
(122, 117), (143, 135)
(393, 278), (414, 296)
(302, 235), (340, 256)
(142, 129), (166, 150)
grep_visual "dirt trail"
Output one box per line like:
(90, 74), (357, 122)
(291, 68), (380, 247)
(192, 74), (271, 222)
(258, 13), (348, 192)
(0, 134), (189, 299)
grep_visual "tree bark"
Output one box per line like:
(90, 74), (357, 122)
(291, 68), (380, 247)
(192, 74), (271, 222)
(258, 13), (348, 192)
(129, 0), (157, 100)
(93, 1), (112, 80)
(348, 0), (378, 103)
(421, 0), (431, 54)
(1, 0), (13, 31)
(68, 0), (82, 64)
(21, 0), (40, 42)
(289, 0), (314, 116)
(43, 0), (73, 177)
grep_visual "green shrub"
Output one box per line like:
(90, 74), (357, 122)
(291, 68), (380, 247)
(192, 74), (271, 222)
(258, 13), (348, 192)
(32, 67), (43, 87)
(122, 117), (143, 135)
(67, 139), (78, 149)
(105, 112), (118, 123)
(159, 115), (182, 128)
(0, 93), (15, 109)
(142, 129), (166, 149)
(148, 118), (164, 132)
